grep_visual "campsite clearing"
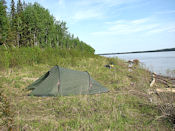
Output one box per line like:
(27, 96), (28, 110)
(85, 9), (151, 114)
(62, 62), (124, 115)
(0, 55), (173, 130)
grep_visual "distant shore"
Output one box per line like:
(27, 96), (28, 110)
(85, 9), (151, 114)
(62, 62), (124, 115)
(97, 47), (175, 55)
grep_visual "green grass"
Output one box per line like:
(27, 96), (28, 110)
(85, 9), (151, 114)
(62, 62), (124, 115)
(0, 47), (94, 69)
(0, 47), (173, 130)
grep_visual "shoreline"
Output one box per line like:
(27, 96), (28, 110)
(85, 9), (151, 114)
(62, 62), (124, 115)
(149, 71), (175, 88)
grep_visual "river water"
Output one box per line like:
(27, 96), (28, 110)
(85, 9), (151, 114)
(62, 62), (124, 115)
(111, 51), (175, 77)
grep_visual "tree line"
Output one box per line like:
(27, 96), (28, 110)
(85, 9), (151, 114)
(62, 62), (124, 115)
(0, 0), (95, 53)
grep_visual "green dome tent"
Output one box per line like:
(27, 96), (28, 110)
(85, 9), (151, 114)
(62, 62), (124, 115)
(27, 66), (108, 96)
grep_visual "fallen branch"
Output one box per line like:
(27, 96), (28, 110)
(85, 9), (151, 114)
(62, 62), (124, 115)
(156, 79), (170, 87)
(150, 72), (175, 88)
(150, 73), (156, 87)
(156, 74), (175, 80)
(155, 88), (175, 93)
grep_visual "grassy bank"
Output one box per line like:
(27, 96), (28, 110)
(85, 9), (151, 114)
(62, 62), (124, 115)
(0, 47), (173, 130)
(0, 47), (94, 69)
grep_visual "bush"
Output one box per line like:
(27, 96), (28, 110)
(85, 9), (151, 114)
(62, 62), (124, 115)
(0, 47), (95, 69)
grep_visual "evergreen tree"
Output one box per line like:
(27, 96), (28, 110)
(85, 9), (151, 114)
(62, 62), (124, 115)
(10, 0), (15, 21)
(0, 0), (95, 53)
(17, 0), (23, 14)
(0, 0), (9, 45)
(16, 0), (24, 47)
(9, 0), (17, 46)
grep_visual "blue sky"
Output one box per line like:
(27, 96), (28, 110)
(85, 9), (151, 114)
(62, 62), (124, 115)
(6, 0), (175, 53)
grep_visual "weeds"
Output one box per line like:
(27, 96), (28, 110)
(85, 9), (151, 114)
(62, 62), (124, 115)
(153, 91), (175, 128)
(0, 89), (14, 130)
(0, 47), (95, 69)
(0, 47), (173, 130)
(147, 72), (175, 128)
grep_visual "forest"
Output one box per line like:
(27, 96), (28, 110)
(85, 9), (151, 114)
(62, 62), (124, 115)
(0, 0), (95, 53)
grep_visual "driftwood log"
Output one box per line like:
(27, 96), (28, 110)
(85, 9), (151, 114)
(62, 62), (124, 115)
(150, 73), (175, 88)
(150, 73), (156, 87)
(149, 72), (175, 93)
(156, 74), (175, 80)
(155, 88), (175, 93)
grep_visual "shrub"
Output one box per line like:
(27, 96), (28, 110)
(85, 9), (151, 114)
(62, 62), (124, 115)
(0, 47), (95, 69)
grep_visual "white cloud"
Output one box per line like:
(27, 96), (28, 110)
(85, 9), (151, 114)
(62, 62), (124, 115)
(92, 18), (163, 35)
(131, 18), (149, 24)
(58, 0), (64, 6)
(73, 9), (102, 21)
(156, 10), (175, 15)
(168, 29), (175, 32)
(147, 26), (175, 34)
(92, 17), (175, 36)
(54, 0), (143, 22)
(77, 0), (140, 7)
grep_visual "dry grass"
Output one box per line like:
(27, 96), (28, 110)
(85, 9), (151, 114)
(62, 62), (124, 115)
(147, 73), (175, 129)
(0, 56), (173, 130)
(0, 90), (14, 130)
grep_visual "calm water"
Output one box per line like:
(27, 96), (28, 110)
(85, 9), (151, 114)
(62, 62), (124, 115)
(111, 51), (175, 77)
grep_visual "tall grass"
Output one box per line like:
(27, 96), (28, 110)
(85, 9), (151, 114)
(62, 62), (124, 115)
(0, 47), (173, 130)
(0, 89), (14, 130)
(0, 47), (95, 69)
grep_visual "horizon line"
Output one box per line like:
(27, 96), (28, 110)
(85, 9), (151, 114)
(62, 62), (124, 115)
(96, 47), (175, 55)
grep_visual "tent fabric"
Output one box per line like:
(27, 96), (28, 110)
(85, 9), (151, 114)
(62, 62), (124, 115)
(27, 66), (108, 96)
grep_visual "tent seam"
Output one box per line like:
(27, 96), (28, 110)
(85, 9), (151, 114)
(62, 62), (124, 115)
(56, 65), (61, 96)
(85, 71), (91, 89)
